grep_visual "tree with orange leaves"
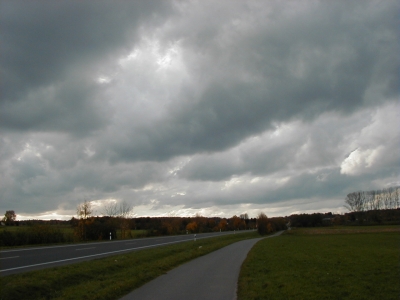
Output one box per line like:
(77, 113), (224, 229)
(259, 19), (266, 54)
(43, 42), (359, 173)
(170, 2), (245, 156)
(186, 221), (198, 233)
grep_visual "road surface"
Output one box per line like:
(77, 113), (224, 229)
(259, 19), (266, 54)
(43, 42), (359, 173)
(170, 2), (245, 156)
(0, 230), (251, 276)
(120, 231), (284, 300)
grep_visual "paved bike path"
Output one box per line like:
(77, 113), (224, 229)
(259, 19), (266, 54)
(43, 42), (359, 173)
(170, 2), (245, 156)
(120, 231), (283, 300)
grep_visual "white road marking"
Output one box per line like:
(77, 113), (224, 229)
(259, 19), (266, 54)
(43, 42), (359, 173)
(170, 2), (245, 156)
(0, 234), (192, 253)
(0, 240), (186, 273)
(0, 256), (19, 260)
(0, 231), (251, 274)
(0, 231), (241, 254)
(75, 247), (95, 251)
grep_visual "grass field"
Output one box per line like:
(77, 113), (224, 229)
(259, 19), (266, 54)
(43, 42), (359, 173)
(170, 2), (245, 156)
(238, 226), (400, 300)
(0, 231), (259, 300)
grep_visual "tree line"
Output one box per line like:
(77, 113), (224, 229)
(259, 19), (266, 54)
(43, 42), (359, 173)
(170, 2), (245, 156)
(288, 212), (335, 227)
(288, 210), (400, 227)
(0, 201), (262, 246)
(345, 186), (399, 212)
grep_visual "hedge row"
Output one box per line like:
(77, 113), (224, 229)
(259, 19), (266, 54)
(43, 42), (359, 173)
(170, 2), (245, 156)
(0, 225), (74, 246)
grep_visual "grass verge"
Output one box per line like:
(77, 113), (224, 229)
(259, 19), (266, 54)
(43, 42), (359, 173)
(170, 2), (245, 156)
(0, 231), (259, 300)
(238, 226), (400, 300)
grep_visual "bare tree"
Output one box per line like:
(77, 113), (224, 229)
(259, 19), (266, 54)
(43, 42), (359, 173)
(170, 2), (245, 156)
(359, 191), (366, 211)
(369, 189), (380, 210)
(393, 187), (400, 208)
(103, 201), (118, 217)
(76, 200), (93, 241)
(345, 192), (365, 212)
(117, 201), (134, 239)
(240, 213), (249, 220)
(344, 192), (356, 211)
(365, 190), (375, 211)
(382, 188), (390, 209)
(101, 200), (134, 239)
(76, 200), (92, 219)
(387, 187), (395, 209)
(345, 186), (400, 212)
(118, 201), (133, 218)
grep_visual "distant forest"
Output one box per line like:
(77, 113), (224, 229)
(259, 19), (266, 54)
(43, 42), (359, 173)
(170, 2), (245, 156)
(289, 186), (400, 228)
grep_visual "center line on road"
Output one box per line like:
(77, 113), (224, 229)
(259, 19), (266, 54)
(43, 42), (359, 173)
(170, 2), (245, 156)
(75, 247), (96, 251)
(0, 256), (19, 260)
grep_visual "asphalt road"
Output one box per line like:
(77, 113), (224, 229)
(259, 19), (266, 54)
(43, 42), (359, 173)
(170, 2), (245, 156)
(120, 231), (284, 300)
(0, 230), (252, 276)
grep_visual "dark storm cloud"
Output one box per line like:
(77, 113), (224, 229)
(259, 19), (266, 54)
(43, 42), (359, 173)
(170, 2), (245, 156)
(0, 0), (173, 134)
(102, 0), (398, 163)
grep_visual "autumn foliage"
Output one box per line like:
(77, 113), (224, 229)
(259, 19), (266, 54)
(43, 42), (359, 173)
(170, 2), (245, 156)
(186, 221), (198, 233)
(257, 213), (286, 235)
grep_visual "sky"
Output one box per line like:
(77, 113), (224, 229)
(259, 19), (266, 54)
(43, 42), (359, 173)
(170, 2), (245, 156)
(1, 0), (399, 220)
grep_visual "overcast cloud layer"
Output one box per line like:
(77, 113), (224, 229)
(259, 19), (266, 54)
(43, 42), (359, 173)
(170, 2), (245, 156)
(1, 0), (399, 220)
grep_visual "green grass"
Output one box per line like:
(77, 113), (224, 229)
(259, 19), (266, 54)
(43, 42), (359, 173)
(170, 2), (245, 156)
(238, 226), (400, 300)
(0, 231), (259, 300)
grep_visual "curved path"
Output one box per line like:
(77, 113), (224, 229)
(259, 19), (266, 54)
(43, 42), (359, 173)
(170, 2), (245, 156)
(120, 231), (284, 300)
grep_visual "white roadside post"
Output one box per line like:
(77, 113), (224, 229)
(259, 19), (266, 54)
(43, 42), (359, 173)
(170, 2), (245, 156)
(194, 234), (196, 242)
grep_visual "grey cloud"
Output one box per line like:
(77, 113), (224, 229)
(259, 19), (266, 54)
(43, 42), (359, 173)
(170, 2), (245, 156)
(180, 168), (373, 209)
(0, 130), (174, 215)
(1, 0), (172, 99)
(0, 1), (398, 218)
(102, 0), (398, 163)
(175, 110), (365, 182)
(1, 152), (171, 215)
(0, 79), (110, 135)
(1, 0), (174, 135)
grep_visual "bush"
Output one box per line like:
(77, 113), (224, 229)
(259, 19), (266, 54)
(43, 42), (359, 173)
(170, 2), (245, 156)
(0, 225), (73, 247)
(73, 217), (117, 241)
(257, 213), (269, 235)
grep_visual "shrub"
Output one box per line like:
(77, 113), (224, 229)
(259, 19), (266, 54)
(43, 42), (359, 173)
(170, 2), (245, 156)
(257, 213), (269, 235)
(0, 225), (73, 246)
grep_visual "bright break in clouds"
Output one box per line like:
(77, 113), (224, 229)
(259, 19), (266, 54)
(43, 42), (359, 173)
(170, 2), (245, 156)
(0, 0), (398, 220)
